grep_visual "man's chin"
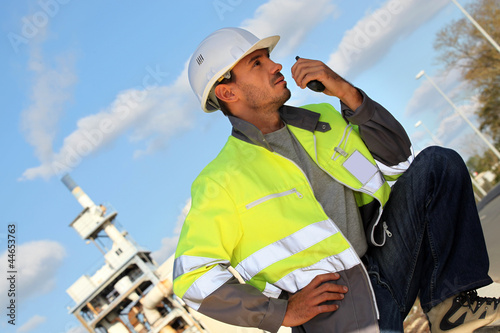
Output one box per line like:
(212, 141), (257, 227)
(268, 91), (291, 111)
(280, 88), (292, 105)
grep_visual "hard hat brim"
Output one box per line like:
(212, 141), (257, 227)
(202, 35), (280, 113)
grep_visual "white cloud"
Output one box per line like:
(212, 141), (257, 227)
(152, 235), (179, 265)
(174, 198), (191, 235)
(0, 240), (66, 304)
(411, 95), (485, 161)
(241, 0), (336, 57)
(130, 64), (198, 158)
(19, 25), (199, 180)
(405, 60), (489, 161)
(327, 0), (450, 78)
(435, 96), (483, 146)
(17, 315), (46, 333)
(406, 67), (468, 117)
(410, 129), (426, 142)
(21, 29), (77, 168)
(21, 62), (197, 180)
(152, 199), (191, 264)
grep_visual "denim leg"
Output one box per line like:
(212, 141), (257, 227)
(364, 146), (492, 331)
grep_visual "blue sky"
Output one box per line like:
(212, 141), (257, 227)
(0, 0), (492, 332)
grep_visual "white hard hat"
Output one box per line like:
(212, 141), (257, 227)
(188, 27), (280, 112)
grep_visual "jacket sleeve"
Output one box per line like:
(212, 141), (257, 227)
(198, 276), (288, 332)
(341, 88), (414, 179)
(173, 175), (288, 333)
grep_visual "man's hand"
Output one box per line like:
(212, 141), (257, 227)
(291, 57), (362, 110)
(282, 272), (348, 327)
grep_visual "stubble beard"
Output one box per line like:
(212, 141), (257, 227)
(240, 80), (291, 116)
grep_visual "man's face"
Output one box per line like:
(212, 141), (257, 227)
(229, 48), (291, 111)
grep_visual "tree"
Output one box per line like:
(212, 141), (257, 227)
(467, 150), (498, 174)
(467, 148), (499, 188)
(461, 132), (499, 186)
(434, 0), (500, 145)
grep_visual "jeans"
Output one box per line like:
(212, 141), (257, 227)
(363, 146), (493, 332)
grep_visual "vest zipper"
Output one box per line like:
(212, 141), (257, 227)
(268, 133), (382, 321)
(383, 221), (392, 237)
(274, 147), (380, 319)
(313, 134), (386, 246)
(245, 188), (303, 210)
(272, 152), (316, 193)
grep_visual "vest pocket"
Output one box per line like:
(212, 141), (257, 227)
(245, 188), (303, 210)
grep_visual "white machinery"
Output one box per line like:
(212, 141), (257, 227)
(62, 174), (208, 333)
(62, 174), (284, 333)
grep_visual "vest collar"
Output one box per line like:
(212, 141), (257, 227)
(229, 105), (331, 150)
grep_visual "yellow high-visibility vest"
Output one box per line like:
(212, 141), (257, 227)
(174, 103), (396, 313)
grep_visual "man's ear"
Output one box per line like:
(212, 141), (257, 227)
(214, 83), (237, 104)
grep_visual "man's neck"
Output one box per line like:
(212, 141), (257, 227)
(246, 109), (283, 134)
(258, 114), (284, 134)
(232, 105), (283, 134)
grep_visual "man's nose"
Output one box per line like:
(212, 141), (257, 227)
(269, 60), (282, 74)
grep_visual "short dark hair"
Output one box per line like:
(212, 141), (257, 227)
(215, 74), (234, 117)
(218, 99), (233, 117)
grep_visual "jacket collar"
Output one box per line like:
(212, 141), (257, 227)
(229, 105), (331, 150)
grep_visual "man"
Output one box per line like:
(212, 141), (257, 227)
(173, 27), (500, 332)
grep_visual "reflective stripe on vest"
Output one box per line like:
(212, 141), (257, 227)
(273, 249), (360, 293)
(173, 255), (230, 281)
(181, 263), (233, 311)
(235, 219), (353, 282)
(375, 145), (415, 178)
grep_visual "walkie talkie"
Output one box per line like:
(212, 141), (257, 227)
(295, 56), (325, 92)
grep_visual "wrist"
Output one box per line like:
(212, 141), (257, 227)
(338, 84), (362, 110)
